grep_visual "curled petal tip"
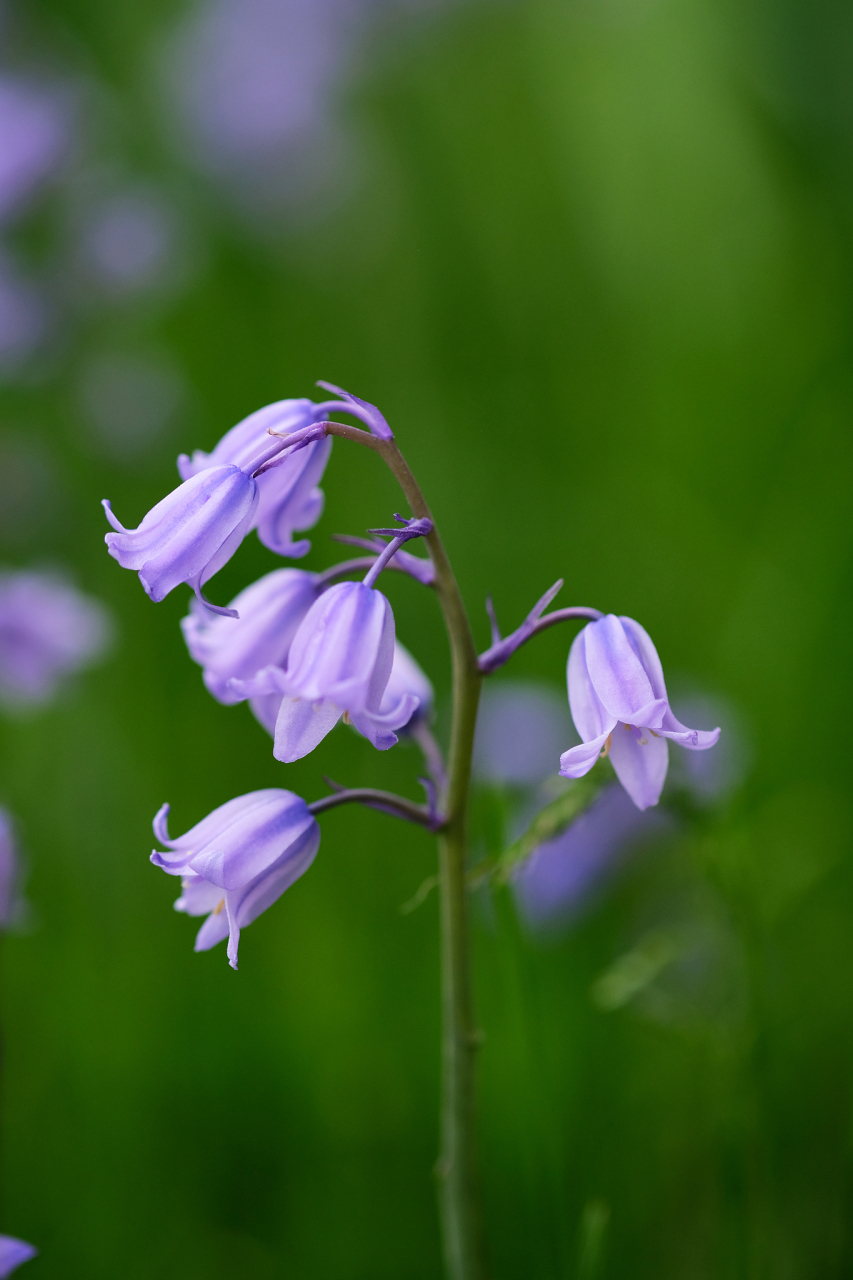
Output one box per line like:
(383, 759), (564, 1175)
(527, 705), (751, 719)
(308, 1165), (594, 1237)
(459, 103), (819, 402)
(153, 802), (172, 845)
(101, 499), (126, 533)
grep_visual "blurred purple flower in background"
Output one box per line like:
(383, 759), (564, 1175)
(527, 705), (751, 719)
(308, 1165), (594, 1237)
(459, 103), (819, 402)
(79, 351), (187, 463)
(0, 1234), (36, 1277)
(474, 681), (575, 787)
(0, 76), (68, 370)
(103, 465), (259, 614)
(80, 187), (181, 295)
(0, 77), (66, 223)
(181, 566), (319, 701)
(514, 785), (671, 931)
(160, 0), (364, 211)
(0, 808), (26, 930)
(151, 789), (320, 968)
(158, 0), (459, 216)
(0, 570), (112, 709)
(0, 254), (46, 369)
(178, 398), (331, 557)
(560, 615), (720, 810)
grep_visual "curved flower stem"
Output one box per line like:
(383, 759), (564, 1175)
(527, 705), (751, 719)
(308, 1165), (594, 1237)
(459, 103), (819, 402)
(316, 556), (433, 588)
(323, 419), (488, 1280)
(308, 788), (444, 830)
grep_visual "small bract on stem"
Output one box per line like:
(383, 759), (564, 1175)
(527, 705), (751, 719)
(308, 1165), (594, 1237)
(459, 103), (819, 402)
(106, 382), (721, 1280)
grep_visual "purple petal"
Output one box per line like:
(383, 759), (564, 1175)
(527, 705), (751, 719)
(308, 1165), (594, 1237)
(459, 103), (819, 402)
(559, 730), (613, 779)
(227, 664), (291, 701)
(174, 873), (224, 917)
(618, 615), (668, 700)
(249, 692), (284, 737)
(177, 398), (319, 478)
(182, 568), (318, 704)
(349, 692), (420, 750)
(567, 628), (612, 741)
(255, 436), (332, 557)
(194, 907), (230, 952)
(230, 823), (320, 931)
(608, 723), (669, 809)
(272, 698), (343, 763)
(106, 466), (258, 604)
(285, 581), (394, 714)
(583, 615), (667, 728)
(186, 794), (317, 890)
(378, 642), (432, 724)
(658, 719), (721, 750)
(152, 802), (172, 846)
(151, 788), (298, 871)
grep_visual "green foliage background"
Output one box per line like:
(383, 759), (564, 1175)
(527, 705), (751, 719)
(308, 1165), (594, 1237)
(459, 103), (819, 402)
(1, 0), (852, 1275)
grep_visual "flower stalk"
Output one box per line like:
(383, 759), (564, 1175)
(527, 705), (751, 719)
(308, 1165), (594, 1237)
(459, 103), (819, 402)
(331, 425), (489, 1280)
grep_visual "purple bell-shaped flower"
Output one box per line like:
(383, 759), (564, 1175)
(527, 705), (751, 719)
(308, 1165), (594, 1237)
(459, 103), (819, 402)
(151, 789), (320, 969)
(178, 398), (331, 557)
(559, 614), (720, 810)
(232, 581), (419, 762)
(181, 567), (319, 702)
(103, 465), (259, 616)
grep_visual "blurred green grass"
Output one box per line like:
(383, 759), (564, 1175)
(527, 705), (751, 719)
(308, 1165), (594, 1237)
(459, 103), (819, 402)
(1, 0), (852, 1275)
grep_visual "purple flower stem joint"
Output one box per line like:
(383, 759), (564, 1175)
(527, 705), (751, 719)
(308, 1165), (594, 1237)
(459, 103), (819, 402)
(119, 382), (720, 1280)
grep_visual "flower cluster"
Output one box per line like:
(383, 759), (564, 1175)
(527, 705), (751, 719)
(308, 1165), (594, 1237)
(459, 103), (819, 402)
(105, 383), (721, 966)
(108, 388), (433, 963)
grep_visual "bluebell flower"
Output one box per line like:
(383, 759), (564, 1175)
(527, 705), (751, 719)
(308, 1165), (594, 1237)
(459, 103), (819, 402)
(103, 464), (258, 616)
(151, 789), (319, 969)
(181, 567), (319, 702)
(232, 581), (419, 761)
(178, 398), (331, 556)
(559, 614), (720, 809)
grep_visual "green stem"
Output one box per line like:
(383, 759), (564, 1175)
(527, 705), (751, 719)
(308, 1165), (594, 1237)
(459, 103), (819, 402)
(326, 423), (487, 1280)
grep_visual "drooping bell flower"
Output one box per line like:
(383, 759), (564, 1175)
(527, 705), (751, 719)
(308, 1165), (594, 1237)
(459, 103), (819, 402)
(232, 581), (420, 762)
(244, 638), (431, 744)
(151, 789), (319, 969)
(181, 567), (319, 702)
(103, 465), (258, 616)
(0, 1234), (36, 1277)
(559, 614), (720, 810)
(0, 570), (112, 708)
(177, 398), (331, 557)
